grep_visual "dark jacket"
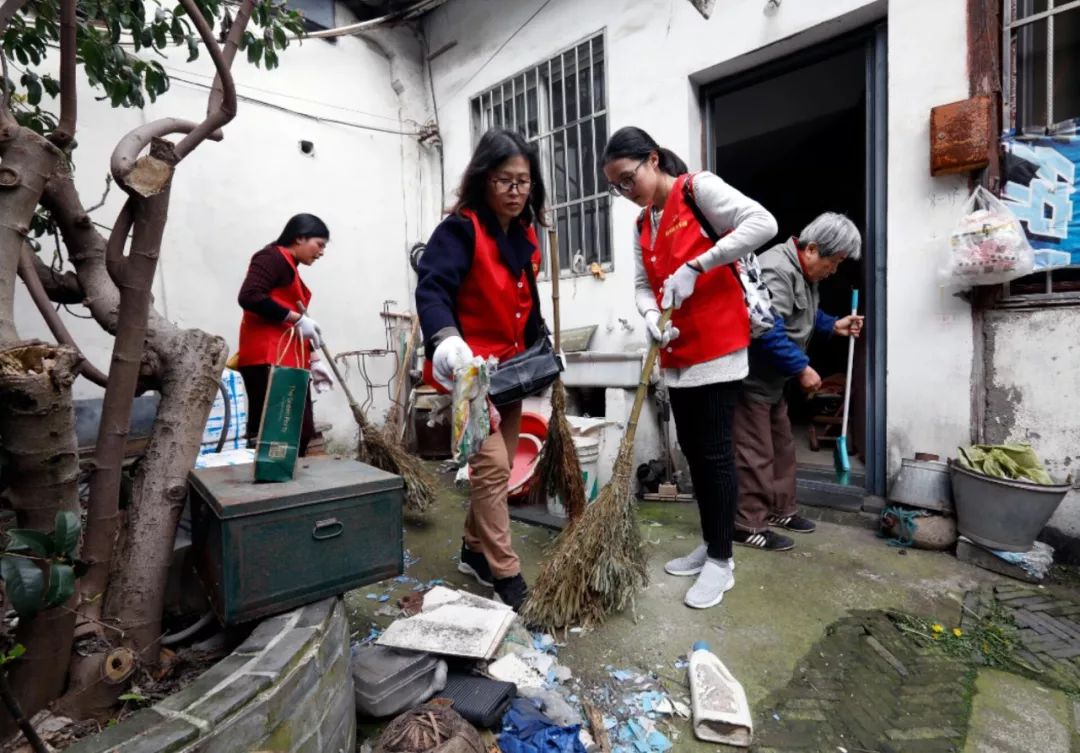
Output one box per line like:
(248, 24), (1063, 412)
(415, 206), (545, 359)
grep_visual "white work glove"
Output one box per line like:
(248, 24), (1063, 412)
(661, 262), (703, 310)
(310, 358), (334, 393)
(432, 335), (473, 390)
(644, 309), (680, 348)
(293, 314), (323, 349)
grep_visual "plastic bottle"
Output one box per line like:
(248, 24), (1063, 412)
(688, 640), (753, 747)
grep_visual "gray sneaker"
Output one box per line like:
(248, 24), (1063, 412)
(665, 545), (735, 576)
(684, 559), (735, 609)
(664, 544), (708, 576)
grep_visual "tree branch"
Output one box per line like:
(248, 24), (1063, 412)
(110, 118), (218, 189)
(50, 0), (78, 147)
(0, 0), (31, 38)
(210, 0), (254, 115)
(105, 199), (132, 283)
(17, 245), (108, 387)
(28, 251), (82, 304)
(172, 0), (250, 160)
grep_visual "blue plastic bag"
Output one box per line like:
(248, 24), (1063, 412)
(497, 699), (587, 753)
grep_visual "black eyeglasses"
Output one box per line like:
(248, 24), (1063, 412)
(607, 157), (648, 197)
(490, 178), (533, 194)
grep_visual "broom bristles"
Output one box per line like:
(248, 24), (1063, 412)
(519, 445), (647, 630)
(528, 381), (587, 520)
(352, 406), (436, 513)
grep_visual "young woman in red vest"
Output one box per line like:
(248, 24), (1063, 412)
(236, 213), (334, 456)
(602, 127), (778, 609)
(415, 129), (547, 612)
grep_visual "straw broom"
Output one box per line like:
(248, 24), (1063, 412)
(521, 311), (671, 629)
(300, 305), (436, 513)
(527, 229), (587, 521)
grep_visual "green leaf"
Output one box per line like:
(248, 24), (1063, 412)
(44, 564), (75, 608)
(153, 23), (167, 49)
(1, 557), (45, 617)
(186, 34), (198, 62)
(7, 529), (55, 558)
(53, 510), (80, 557)
(9, 645), (26, 660)
(41, 75), (61, 98)
(247, 39), (262, 66)
(272, 26), (287, 50)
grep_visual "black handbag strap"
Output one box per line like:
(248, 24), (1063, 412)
(682, 173), (746, 291)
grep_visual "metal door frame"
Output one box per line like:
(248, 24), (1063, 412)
(701, 22), (889, 502)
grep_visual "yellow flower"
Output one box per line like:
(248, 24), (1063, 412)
(932, 623), (944, 634)
(953, 628), (963, 638)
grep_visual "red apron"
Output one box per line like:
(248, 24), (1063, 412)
(641, 174), (750, 369)
(236, 246), (312, 369)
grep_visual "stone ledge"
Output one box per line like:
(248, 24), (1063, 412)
(66, 597), (354, 753)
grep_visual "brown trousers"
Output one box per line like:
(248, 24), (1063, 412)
(734, 394), (797, 533)
(465, 401), (522, 578)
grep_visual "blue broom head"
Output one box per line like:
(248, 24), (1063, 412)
(834, 436), (851, 483)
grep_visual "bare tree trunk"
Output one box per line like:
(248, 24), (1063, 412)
(0, 343), (82, 734)
(64, 140), (177, 716)
(0, 125), (62, 344)
(103, 328), (226, 656)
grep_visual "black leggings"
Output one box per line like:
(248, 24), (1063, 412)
(239, 365), (316, 456)
(669, 380), (740, 561)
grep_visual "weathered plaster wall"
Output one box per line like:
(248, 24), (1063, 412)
(984, 306), (1080, 543)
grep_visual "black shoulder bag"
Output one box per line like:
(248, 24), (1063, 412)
(488, 261), (563, 407)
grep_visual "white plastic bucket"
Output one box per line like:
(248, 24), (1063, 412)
(547, 436), (601, 518)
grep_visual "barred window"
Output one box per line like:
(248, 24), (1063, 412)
(1001, 1), (1080, 300)
(471, 32), (611, 277)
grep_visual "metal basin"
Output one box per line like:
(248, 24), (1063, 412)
(889, 458), (954, 513)
(950, 460), (1070, 552)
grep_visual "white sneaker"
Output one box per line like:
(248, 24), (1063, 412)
(684, 559), (735, 609)
(665, 544), (708, 576)
(665, 545), (735, 577)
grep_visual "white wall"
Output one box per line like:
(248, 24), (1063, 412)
(985, 307), (1080, 539)
(424, 0), (975, 473)
(13, 10), (441, 449)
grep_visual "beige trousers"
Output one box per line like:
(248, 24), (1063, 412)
(464, 401), (522, 578)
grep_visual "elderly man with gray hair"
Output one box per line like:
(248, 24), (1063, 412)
(733, 212), (864, 551)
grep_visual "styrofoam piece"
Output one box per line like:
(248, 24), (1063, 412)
(378, 587), (514, 660)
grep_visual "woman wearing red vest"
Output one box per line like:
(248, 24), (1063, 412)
(602, 127), (778, 609)
(415, 129), (547, 612)
(236, 213), (334, 456)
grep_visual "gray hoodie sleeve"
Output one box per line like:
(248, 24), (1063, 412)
(690, 171), (778, 272)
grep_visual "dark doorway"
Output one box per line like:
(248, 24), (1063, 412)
(703, 25), (888, 501)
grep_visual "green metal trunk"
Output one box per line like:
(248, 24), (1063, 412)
(189, 456), (403, 625)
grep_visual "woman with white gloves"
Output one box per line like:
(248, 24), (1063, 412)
(415, 129), (549, 612)
(602, 127), (778, 609)
(235, 213), (334, 456)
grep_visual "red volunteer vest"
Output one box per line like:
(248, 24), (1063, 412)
(641, 174), (750, 369)
(236, 246), (312, 369)
(422, 210), (540, 390)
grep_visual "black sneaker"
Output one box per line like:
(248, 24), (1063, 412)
(734, 529), (795, 551)
(768, 513), (817, 533)
(493, 574), (529, 612)
(457, 542), (494, 588)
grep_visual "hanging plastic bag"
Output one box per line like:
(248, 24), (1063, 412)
(941, 186), (1035, 287)
(450, 357), (497, 466)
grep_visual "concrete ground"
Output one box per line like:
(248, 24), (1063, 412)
(345, 478), (1080, 751)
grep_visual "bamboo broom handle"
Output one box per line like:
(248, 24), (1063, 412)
(547, 228), (561, 351)
(297, 302), (367, 425)
(623, 309), (672, 447)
